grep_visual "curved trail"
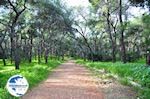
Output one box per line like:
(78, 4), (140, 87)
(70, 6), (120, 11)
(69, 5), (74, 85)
(22, 60), (104, 99)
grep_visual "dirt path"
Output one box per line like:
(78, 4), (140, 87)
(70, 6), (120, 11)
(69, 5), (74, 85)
(22, 60), (104, 99)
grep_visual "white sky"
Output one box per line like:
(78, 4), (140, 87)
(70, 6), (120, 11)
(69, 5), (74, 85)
(64, 0), (148, 17)
(64, 0), (90, 7)
(128, 6), (148, 16)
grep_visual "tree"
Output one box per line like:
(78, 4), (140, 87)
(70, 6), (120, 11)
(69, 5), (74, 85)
(89, 0), (119, 62)
(142, 14), (150, 65)
(119, 0), (127, 63)
(7, 0), (27, 69)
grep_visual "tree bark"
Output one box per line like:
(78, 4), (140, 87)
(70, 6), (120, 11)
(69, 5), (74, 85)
(38, 46), (41, 64)
(10, 37), (13, 63)
(106, 4), (116, 62)
(119, 0), (127, 63)
(8, 0), (26, 69)
(0, 45), (6, 66)
(44, 48), (48, 64)
(29, 35), (33, 63)
(146, 53), (150, 65)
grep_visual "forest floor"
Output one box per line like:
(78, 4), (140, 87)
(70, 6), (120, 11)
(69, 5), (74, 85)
(22, 60), (137, 99)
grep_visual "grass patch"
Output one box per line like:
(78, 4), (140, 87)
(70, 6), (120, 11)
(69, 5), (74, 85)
(0, 59), (63, 99)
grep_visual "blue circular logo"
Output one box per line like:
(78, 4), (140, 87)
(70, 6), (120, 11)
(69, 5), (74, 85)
(6, 75), (29, 97)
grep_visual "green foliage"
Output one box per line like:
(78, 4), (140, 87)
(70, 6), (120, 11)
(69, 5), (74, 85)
(89, 0), (100, 9)
(135, 58), (146, 64)
(139, 88), (150, 99)
(0, 59), (63, 99)
(142, 14), (150, 45)
(76, 59), (150, 99)
(133, 66), (150, 87)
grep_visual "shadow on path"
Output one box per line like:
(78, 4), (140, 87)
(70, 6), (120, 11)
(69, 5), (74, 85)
(22, 60), (104, 99)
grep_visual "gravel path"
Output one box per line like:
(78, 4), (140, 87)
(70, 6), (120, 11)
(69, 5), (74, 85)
(22, 60), (104, 99)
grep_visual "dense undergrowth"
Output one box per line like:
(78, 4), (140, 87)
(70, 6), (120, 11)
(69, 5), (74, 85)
(0, 58), (63, 99)
(76, 59), (150, 99)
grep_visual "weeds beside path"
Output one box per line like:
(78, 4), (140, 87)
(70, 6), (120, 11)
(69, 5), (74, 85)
(76, 60), (140, 99)
(90, 67), (137, 99)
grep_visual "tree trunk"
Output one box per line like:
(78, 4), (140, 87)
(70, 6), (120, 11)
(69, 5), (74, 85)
(44, 48), (48, 64)
(38, 47), (41, 64)
(12, 37), (20, 70)
(0, 45), (6, 66)
(146, 53), (150, 65)
(10, 25), (21, 70)
(29, 36), (33, 63)
(106, 6), (116, 62)
(119, 0), (126, 63)
(34, 48), (37, 60)
(10, 37), (13, 63)
(45, 56), (48, 64)
(15, 50), (20, 70)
